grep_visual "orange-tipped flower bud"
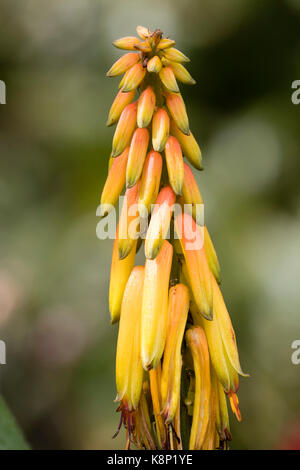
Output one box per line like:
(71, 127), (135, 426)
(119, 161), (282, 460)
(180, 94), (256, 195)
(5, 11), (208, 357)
(100, 147), (129, 216)
(171, 120), (202, 170)
(136, 25), (150, 39)
(190, 300), (231, 393)
(201, 372), (218, 450)
(164, 136), (184, 195)
(147, 55), (162, 73)
(141, 240), (173, 370)
(168, 62), (196, 85)
(134, 40), (152, 53)
(186, 326), (211, 450)
(118, 181), (140, 259)
(138, 150), (162, 215)
(204, 226), (221, 284)
(113, 36), (141, 51)
(175, 213), (213, 320)
(162, 47), (190, 63)
(126, 128), (149, 188)
(156, 38), (176, 50)
(121, 63), (146, 92)
(107, 90), (136, 127)
(166, 93), (190, 136)
(159, 66), (179, 93)
(137, 86), (156, 128)
(116, 266), (144, 410)
(145, 186), (176, 260)
(109, 224), (137, 324)
(161, 284), (189, 423)
(182, 162), (203, 222)
(152, 108), (170, 152)
(214, 373), (231, 443)
(107, 52), (140, 77)
(112, 102), (137, 157)
(212, 274), (247, 378)
(149, 365), (167, 449)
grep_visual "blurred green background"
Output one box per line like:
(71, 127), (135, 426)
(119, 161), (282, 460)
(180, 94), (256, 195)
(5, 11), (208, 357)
(1, 0), (300, 450)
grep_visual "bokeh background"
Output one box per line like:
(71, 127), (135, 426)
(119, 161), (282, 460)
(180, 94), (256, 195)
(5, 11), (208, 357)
(1, 0), (300, 450)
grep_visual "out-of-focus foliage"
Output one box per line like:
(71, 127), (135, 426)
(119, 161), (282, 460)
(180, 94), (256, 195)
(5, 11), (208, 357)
(0, 0), (300, 449)
(0, 395), (29, 449)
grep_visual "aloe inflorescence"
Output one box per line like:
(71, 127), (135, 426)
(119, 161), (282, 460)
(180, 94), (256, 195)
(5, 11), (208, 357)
(100, 25), (248, 450)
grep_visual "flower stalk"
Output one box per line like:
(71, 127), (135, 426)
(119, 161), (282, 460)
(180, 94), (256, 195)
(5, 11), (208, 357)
(100, 25), (247, 450)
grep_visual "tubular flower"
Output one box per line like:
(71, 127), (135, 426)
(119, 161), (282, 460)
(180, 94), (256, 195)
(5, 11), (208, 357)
(107, 52), (140, 77)
(106, 90), (135, 127)
(99, 147), (129, 216)
(118, 182), (140, 259)
(126, 128), (149, 187)
(137, 86), (156, 128)
(170, 120), (202, 170)
(185, 326), (211, 450)
(116, 266), (145, 410)
(152, 108), (170, 152)
(164, 135), (184, 195)
(166, 93), (190, 135)
(100, 26), (247, 450)
(141, 240), (173, 370)
(175, 212), (213, 320)
(147, 55), (162, 73)
(112, 102), (137, 157)
(109, 224), (137, 324)
(138, 150), (162, 217)
(145, 186), (176, 260)
(161, 284), (189, 424)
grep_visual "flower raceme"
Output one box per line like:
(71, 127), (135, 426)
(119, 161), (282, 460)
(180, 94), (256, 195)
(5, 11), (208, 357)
(99, 25), (247, 450)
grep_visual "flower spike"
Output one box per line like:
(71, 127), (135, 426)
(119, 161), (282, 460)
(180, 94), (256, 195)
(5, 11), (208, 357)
(102, 25), (247, 449)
